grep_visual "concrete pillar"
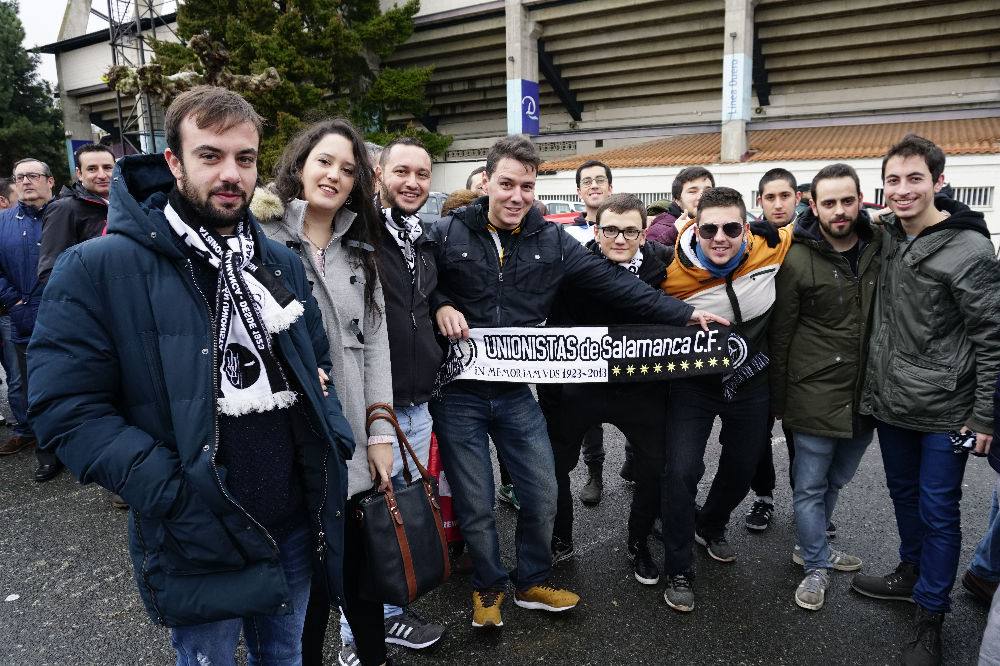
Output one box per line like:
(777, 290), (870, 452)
(59, 0), (92, 40)
(721, 0), (754, 162)
(505, 0), (542, 136)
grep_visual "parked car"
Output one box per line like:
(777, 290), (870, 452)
(417, 191), (448, 223)
(543, 200), (586, 215)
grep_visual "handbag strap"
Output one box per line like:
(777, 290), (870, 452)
(365, 403), (432, 486)
(383, 487), (419, 603)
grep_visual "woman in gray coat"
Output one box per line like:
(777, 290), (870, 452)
(262, 118), (394, 666)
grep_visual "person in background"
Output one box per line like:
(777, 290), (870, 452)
(0, 159), (54, 480)
(976, 371), (1000, 664)
(466, 166), (487, 196)
(0, 178), (16, 209)
(645, 166), (715, 247)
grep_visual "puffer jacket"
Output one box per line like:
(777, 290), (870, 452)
(860, 197), (1000, 435)
(645, 201), (683, 247)
(38, 181), (108, 285)
(0, 200), (46, 343)
(256, 195), (395, 498)
(28, 154), (355, 627)
(768, 210), (882, 438)
(425, 196), (694, 329)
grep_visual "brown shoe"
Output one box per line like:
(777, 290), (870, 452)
(0, 435), (36, 456)
(962, 569), (998, 604)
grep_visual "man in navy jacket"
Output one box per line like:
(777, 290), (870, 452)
(28, 86), (353, 664)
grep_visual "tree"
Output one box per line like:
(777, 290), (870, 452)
(146, 0), (449, 173)
(0, 0), (69, 186)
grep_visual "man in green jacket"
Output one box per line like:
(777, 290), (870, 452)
(852, 135), (1000, 666)
(769, 163), (882, 612)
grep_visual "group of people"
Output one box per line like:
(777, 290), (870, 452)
(2, 83), (999, 666)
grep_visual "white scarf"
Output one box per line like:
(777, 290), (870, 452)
(618, 247), (644, 274)
(382, 206), (422, 272)
(164, 204), (304, 416)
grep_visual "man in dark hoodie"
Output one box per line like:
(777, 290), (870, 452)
(852, 135), (1000, 666)
(645, 166), (714, 247)
(769, 163), (881, 612)
(38, 143), (114, 286)
(545, 193), (672, 587)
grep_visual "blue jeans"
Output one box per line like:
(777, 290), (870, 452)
(340, 402), (433, 645)
(430, 384), (557, 591)
(877, 421), (968, 613)
(791, 430), (873, 570)
(971, 473), (1000, 583)
(170, 527), (313, 666)
(0, 315), (28, 435)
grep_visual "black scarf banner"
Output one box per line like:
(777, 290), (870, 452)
(435, 324), (767, 399)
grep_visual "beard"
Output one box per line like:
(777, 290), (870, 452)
(381, 183), (425, 217)
(178, 172), (249, 229)
(819, 214), (857, 239)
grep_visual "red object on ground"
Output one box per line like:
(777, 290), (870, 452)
(427, 433), (463, 543)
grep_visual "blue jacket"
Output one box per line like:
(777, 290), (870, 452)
(0, 200), (46, 343)
(27, 154), (355, 627)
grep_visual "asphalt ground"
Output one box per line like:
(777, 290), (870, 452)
(1, 407), (996, 665)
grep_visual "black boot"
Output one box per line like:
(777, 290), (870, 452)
(578, 462), (603, 506)
(851, 561), (919, 601)
(619, 453), (634, 486)
(901, 605), (943, 666)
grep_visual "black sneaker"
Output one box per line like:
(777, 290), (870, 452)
(744, 498), (773, 532)
(627, 539), (660, 586)
(338, 643), (361, 666)
(901, 605), (943, 665)
(551, 536), (574, 565)
(384, 609), (445, 649)
(852, 561), (918, 602)
(663, 573), (695, 612)
(694, 531), (736, 563)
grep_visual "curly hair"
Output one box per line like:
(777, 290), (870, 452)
(272, 118), (382, 312)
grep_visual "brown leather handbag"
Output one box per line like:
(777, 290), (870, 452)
(355, 403), (451, 605)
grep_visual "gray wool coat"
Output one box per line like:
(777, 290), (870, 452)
(259, 196), (395, 497)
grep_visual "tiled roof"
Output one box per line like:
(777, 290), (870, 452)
(540, 117), (1000, 172)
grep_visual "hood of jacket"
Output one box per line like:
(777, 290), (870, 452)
(58, 181), (108, 207)
(251, 187), (360, 241)
(886, 195), (989, 242)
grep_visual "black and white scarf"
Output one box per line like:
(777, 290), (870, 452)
(617, 247), (644, 274)
(164, 204), (304, 416)
(382, 206), (422, 272)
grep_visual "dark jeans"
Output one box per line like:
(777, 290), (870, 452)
(661, 380), (770, 575)
(537, 384), (605, 468)
(15, 343), (50, 465)
(302, 494), (385, 666)
(545, 383), (667, 545)
(431, 384), (557, 591)
(749, 419), (796, 496)
(877, 420), (968, 614)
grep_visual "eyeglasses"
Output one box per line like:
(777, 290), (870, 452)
(580, 177), (608, 187)
(12, 172), (47, 183)
(697, 222), (744, 240)
(599, 225), (642, 241)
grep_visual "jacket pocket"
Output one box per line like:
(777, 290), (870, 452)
(892, 351), (956, 392)
(160, 485), (247, 576)
(443, 243), (487, 299)
(514, 243), (557, 294)
(791, 355), (843, 383)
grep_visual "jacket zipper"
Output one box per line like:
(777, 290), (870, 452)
(184, 259), (278, 554)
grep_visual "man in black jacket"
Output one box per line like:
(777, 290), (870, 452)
(427, 134), (725, 629)
(38, 143), (115, 286)
(545, 193), (671, 587)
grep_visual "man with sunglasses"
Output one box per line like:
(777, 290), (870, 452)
(658, 186), (794, 612)
(545, 193), (672, 586)
(0, 159), (55, 480)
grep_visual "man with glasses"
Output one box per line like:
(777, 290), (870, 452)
(0, 159), (55, 480)
(546, 193), (672, 586)
(563, 160), (613, 245)
(658, 186), (794, 612)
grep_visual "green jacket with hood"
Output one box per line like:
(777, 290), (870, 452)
(769, 210), (882, 438)
(859, 197), (1000, 435)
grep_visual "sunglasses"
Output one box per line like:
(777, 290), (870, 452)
(697, 222), (744, 240)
